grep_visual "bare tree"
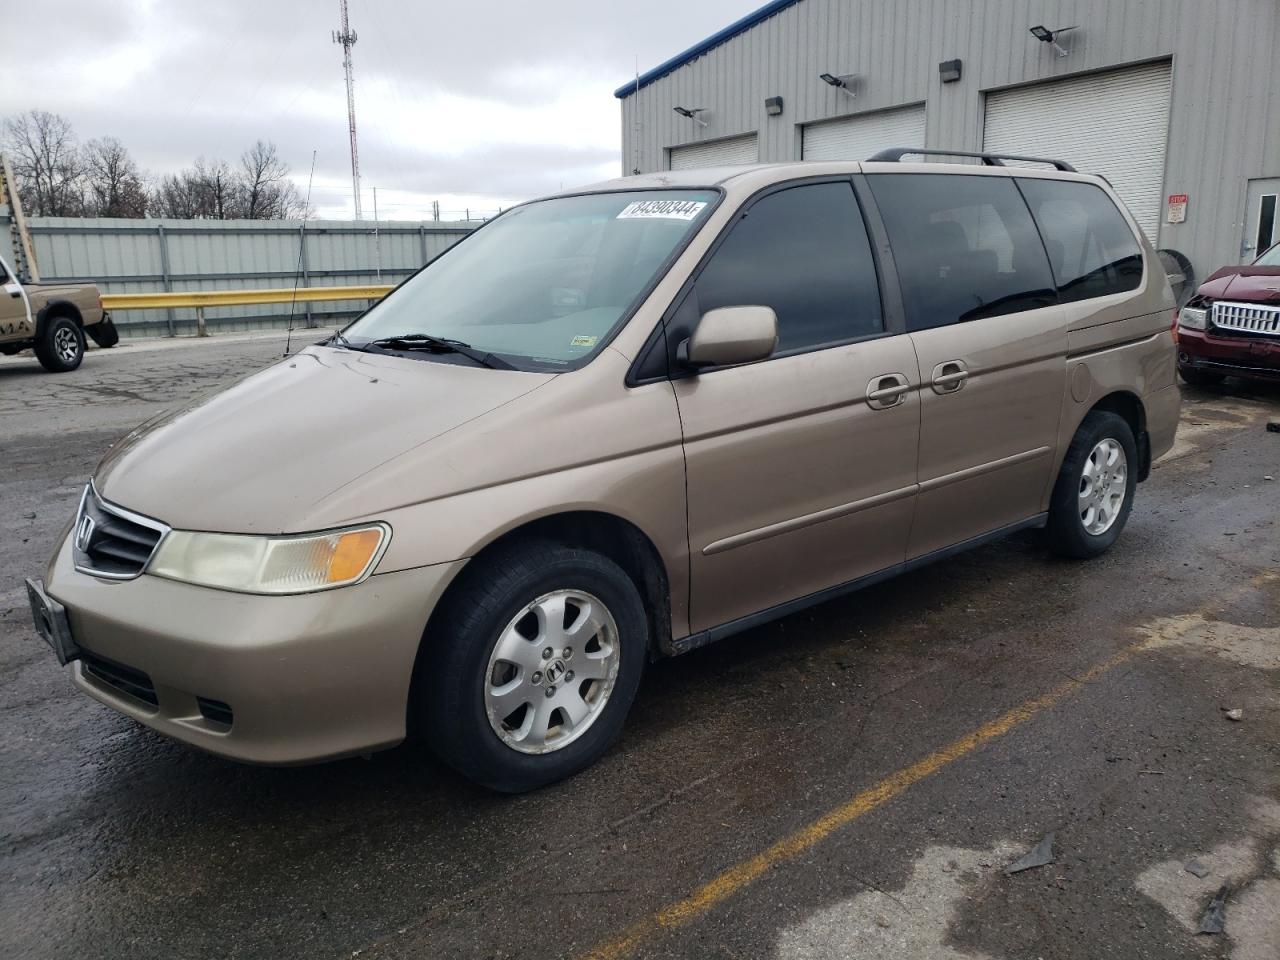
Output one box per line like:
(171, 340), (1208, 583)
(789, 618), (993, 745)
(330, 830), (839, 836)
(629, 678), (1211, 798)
(152, 170), (203, 219)
(237, 140), (304, 219)
(82, 137), (148, 217)
(152, 157), (235, 219)
(194, 157), (237, 219)
(2, 112), (306, 222)
(2, 110), (84, 216)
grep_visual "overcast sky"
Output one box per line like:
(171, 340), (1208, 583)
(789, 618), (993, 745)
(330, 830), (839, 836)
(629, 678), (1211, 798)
(1, 0), (759, 221)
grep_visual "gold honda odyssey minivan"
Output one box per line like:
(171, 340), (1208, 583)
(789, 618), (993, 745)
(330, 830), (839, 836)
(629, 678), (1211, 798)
(28, 151), (1180, 791)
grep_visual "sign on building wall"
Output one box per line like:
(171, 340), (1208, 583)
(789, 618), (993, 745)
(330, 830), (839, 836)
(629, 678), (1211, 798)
(1167, 194), (1188, 224)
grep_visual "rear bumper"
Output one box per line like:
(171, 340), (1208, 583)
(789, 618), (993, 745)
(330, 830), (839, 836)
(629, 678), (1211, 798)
(1177, 327), (1280, 382)
(44, 533), (464, 764)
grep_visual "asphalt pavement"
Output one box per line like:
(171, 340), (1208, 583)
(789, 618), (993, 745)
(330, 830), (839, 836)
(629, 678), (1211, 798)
(2, 333), (1278, 960)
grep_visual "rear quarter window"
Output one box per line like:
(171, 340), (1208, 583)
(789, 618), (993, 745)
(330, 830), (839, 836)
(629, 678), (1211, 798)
(1016, 178), (1143, 303)
(866, 173), (1057, 331)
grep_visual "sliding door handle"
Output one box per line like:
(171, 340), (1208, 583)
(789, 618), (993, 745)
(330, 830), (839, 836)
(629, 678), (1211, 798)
(931, 360), (969, 394)
(866, 373), (910, 409)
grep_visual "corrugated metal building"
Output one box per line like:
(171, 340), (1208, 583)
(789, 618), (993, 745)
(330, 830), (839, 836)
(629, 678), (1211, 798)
(616, 0), (1280, 278)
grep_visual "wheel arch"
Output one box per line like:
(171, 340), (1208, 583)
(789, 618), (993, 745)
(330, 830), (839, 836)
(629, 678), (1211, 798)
(406, 509), (674, 735)
(35, 299), (84, 339)
(1088, 390), (1150, 480)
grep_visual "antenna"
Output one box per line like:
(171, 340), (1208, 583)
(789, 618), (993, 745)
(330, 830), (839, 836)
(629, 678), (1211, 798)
(333, 0), (362, 219)
(284, 150), (318, 358)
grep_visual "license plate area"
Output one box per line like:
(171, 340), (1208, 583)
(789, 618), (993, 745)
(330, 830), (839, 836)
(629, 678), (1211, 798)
(26, 578), (81, 666)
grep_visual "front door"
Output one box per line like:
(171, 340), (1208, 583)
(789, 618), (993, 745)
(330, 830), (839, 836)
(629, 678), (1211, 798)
(1242, 178), (1280, 262)
(0, 255), (31, 340)
(865, 172), (1066, 558)
(673, 180), (920, 633)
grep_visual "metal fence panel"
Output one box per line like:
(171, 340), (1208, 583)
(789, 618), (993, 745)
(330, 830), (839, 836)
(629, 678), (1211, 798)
(1, 210), (475, 336)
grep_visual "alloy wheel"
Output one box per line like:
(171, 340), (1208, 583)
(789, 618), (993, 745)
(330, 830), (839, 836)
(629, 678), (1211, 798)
(1078, 438), (1127, 535)
(483, 589), (621, 755)
(54, 326), (80, 365)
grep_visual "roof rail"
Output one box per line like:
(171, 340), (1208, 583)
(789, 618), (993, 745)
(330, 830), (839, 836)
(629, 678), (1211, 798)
(864, 147), (1077, 173)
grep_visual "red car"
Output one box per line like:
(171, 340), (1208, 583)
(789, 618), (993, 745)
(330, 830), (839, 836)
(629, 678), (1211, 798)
(1176, 242), (1280, 386)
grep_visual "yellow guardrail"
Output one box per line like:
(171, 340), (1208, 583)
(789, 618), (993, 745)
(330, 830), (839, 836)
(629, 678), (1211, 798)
(100, 284), (397, 337)
(100, 284), (395, 311)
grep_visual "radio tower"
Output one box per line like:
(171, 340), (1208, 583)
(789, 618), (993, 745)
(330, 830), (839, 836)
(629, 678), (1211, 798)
(333, 0), (362, 219)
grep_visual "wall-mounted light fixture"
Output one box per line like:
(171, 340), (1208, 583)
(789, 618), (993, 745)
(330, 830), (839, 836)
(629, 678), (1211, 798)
(939, 59), (962, 83)
(672, 106), (708, 127)
(764, 96), (784, 116)
(1029, 24), (1077, 58)
(819, 72), (858, 99)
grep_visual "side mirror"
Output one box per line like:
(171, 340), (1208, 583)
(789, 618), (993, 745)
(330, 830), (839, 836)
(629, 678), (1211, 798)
(681, 305), (778, 369)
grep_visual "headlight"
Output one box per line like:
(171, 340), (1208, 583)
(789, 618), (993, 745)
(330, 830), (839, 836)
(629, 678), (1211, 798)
(148, 523), (389, 594)
(1177, 306), (1208, 330)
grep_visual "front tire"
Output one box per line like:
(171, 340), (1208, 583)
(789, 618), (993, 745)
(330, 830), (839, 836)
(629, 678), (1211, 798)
(420, 540), (648, 792)
(34, 316), (85, 372)
(1045, 410), (1138, 559)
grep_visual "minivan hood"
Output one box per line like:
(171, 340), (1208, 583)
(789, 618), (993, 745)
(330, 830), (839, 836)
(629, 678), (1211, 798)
(95, 346), (554, 533)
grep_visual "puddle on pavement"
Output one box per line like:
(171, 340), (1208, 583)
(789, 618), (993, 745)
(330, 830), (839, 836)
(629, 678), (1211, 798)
(775, 841), (1020, 959)
(1161, 399), (1258, 464)
(1140, 615), (1280, 670)
(1135, 797), (1280, 960)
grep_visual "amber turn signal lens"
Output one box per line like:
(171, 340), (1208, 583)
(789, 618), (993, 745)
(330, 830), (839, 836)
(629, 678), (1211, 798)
(327, 529), (384, 583)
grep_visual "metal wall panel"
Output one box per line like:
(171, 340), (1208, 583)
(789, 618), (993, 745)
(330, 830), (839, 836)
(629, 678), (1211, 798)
(0, 214), (474, 335)
(669, 133), (760, 169)
(801, 104), (926, 160)
(984, 62), (1172, 240)
(619, 0), (1280, 276)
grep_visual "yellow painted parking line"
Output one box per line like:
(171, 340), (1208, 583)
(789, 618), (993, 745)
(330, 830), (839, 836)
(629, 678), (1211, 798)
(582, 570), (1279, 960)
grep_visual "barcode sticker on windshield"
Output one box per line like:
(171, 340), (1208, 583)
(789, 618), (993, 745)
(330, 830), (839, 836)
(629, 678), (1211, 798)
(616, 199), (707, 221)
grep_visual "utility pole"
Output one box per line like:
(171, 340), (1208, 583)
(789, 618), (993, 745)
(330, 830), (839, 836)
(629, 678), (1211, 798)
(372, 186), (381, 281)
(332, 0), (362, 219)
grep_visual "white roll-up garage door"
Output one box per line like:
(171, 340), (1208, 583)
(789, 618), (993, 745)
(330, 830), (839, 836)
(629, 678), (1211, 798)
(668, 134), (759, 170)
(983, 62), (1172, 239)
(801, 104), (926, 162)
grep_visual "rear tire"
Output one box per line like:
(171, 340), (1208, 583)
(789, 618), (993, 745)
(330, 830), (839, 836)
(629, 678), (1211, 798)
(34, 316), (85, 372)
(87, 318), (120, 348)
(1178, 366), (1225, 388)
(419, 540), (648, 793)
(1045, 411), (1138, 559)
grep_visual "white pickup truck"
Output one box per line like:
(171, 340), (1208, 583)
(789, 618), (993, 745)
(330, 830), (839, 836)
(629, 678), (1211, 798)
(1, 253), (118, 372)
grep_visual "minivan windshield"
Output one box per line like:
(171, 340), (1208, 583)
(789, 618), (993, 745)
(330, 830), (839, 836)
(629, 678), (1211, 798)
(342, 190), (718, 368)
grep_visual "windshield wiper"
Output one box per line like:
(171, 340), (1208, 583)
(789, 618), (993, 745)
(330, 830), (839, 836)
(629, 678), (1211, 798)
(367, 333), (516, 370)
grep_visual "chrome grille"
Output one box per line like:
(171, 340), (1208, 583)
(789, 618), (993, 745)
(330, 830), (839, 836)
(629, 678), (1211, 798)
(1212, 300), (1280, 336)
(72, 484), (169, 580)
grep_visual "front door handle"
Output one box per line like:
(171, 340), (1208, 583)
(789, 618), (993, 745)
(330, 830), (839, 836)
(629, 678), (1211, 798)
(931, 360), (969, 394)
(866, 373), (910, 410)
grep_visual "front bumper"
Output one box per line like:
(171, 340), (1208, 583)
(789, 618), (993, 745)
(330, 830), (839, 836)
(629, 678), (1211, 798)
(42, 534), (464, 764)
(1177, 327), (1280, 383)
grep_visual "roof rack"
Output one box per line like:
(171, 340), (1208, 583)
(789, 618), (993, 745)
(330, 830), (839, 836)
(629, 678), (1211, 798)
(864, 147), (1077, 172)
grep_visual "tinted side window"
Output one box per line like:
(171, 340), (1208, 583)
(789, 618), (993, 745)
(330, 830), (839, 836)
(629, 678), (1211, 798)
(695, 181), (882, 353)
(1017, 178), (1143, 302)
(867, 174), (1057, 331)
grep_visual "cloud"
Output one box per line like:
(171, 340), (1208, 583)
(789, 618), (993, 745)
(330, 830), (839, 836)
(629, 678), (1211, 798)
(1, 0), (755, 219)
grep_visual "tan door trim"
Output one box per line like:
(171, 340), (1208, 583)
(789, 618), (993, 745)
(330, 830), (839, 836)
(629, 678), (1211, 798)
(702, 483), (918, 556)
(918, 446), (1052, 494)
